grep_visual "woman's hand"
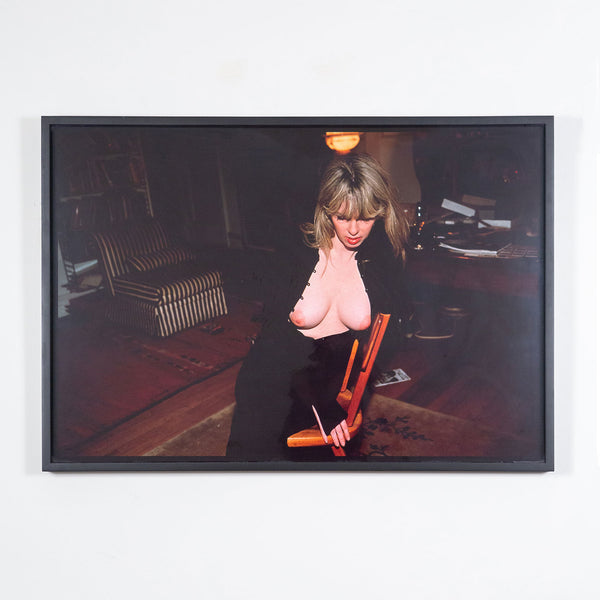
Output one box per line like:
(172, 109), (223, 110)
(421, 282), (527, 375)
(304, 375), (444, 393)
(312, 405), (350, 447)
(329, 419), (350, 448)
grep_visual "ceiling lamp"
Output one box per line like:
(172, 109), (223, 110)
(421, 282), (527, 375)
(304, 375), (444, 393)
(324, 131), (361, 154)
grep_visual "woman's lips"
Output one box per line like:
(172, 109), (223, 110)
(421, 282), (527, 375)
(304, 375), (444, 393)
(346, 237), (361, 246)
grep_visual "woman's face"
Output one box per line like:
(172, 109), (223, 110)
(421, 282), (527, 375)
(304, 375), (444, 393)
(330, 205), (376, 251)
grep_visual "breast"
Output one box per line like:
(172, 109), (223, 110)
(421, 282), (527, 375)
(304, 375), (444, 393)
(337, 287), (372, 331)
(289, 297), (329, 329)
(290, 251), (371, 337)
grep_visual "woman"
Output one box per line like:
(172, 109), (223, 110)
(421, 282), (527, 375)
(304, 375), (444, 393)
(226, 153), (410, 460)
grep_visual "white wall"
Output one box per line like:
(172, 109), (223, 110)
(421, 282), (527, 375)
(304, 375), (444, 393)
(2, 1), (598, 598)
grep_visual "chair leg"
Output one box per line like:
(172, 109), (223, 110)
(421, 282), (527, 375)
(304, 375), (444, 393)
(331, 445), (346, 457)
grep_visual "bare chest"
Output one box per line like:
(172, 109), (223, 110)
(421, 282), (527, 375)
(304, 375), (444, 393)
(289, 250), (371, 337)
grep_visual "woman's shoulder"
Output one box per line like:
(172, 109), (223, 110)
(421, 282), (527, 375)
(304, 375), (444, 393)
(358, 221), (398, 264)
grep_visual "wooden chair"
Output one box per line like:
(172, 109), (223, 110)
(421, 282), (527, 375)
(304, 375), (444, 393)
(287, 313), (391, 457)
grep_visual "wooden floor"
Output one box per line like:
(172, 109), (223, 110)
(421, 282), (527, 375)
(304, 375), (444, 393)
(53, 294), (261, 458)
(53, 291), (545, 461)
(76, 362), (242, 456)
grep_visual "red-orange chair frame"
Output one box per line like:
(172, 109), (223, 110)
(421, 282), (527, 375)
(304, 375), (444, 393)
(287, 313), (391, 457)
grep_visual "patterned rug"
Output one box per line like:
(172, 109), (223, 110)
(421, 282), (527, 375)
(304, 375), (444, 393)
(147, 393), (536, 462)
(53, 297), (261, 454)
(356, 394), (535, 459)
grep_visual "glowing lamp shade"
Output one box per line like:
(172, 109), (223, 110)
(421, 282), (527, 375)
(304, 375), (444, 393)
(324, 132), (361, 154)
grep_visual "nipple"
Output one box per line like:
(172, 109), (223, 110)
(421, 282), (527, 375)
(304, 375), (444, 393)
(289, 308), (306, 327)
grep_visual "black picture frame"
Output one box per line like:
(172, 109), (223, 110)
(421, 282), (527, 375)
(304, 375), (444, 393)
(42, 116), (554, 472)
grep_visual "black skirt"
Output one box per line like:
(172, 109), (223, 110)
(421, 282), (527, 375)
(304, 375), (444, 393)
(226, 322), (357, 461)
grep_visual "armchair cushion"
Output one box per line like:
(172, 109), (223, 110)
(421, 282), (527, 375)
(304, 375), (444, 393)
(92, 219), (228, 336)
(126, 247), (196, 272)
(114, 264), (223, 304)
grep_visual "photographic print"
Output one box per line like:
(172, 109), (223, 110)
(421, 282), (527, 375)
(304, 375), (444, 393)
(42, 116), (553, 471)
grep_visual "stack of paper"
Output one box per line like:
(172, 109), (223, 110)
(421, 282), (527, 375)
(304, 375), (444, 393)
(438, 231), (512, 257)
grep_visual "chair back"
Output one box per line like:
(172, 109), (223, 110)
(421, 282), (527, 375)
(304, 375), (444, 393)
(346, 313), (390, 425)
(92, 219), (169, 295)
(286, 312), (391, 454)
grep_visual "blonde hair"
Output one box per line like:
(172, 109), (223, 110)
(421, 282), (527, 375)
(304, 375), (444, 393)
(302, 153), (409, 259)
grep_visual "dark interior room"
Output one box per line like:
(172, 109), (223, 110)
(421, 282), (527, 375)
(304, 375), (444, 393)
(49, 122), (547, 464)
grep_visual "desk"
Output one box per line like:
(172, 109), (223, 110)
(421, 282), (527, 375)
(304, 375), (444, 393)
(406, 248), (542, 298)
(388, 246), (546, 460)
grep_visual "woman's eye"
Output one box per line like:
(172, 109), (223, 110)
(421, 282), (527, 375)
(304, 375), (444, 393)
(335, 215), (347, 221)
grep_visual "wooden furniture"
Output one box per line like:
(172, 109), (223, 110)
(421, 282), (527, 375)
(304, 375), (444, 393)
(55, 129), (153, 290)
(407, 247), (541, 298)
(287, 313), (391, 457)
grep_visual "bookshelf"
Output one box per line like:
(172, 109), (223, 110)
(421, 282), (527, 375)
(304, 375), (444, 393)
(54, 128), (154, 291)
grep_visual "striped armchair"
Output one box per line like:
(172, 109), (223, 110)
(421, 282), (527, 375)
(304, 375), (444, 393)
(92, 220), (227, 337)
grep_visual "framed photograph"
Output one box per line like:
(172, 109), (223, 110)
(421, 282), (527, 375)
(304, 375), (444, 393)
(42, 116), (553, 471)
